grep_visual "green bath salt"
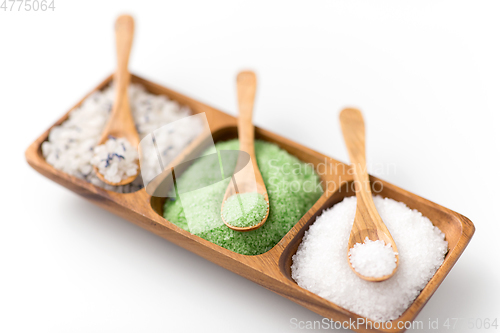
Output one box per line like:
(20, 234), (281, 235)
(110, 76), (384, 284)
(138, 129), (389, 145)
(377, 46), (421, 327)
(163, 139), (323, 255)
(222, 193), (268, 228)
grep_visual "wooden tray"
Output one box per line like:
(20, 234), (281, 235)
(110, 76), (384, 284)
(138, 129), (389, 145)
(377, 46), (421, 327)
(25, 74), (475, 333)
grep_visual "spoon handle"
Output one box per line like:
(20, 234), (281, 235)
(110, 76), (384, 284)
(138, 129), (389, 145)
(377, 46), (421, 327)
(101, 15), (136, 142)
(115, 15), (134, 88)
(236, 71), (257, 157)
(112, 15), (134, 130)
(339, 108), (383, 229)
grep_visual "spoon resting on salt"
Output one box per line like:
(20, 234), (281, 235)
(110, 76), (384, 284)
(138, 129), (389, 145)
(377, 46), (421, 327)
(93, 14), (140, 186)
(221, 71), (270, 232)
(339, 108), (399, 282)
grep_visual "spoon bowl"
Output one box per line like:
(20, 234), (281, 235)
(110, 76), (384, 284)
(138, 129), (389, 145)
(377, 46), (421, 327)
(340, 108), (399, 282)
(221, 71), (269, 232)
(93, 14), (140, 186)
(348, 229), (399, 282)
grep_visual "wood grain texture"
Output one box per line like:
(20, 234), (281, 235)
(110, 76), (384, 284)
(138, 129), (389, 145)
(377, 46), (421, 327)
(94, 14), (140, 186)
(25, 74), (475, 333)
(222, 71), (270, 232)
(340, 108), (399, 282)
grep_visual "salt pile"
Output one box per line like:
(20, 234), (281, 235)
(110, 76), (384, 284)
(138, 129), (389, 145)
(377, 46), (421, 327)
(164, 139), (323, 255)
(222, 192), (268, 228)
(90, 137), (138, 184)
(291, 196), (448, 322)
(348, 238), (397, 278)
(42, 83), (203, 193)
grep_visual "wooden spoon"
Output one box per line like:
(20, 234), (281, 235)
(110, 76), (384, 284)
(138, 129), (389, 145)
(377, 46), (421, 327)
(94, 15), (140, 186)
(221, 71), (270, 232)
(339, 108), (399, 282)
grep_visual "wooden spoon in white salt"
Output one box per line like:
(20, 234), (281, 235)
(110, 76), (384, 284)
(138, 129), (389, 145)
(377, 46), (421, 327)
(94, 15), (141, 186)
(339, 108), (399, 282)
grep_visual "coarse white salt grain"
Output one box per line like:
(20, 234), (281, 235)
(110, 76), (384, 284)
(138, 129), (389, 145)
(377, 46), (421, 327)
(90, 137), (138, 184)
(291, 196), (448, 322)
(42, 83), (203, 193)
(348, 238), (397, 278)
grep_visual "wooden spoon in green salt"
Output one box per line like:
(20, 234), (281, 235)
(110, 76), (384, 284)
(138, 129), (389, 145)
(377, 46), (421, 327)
(221, 71), (270, 232)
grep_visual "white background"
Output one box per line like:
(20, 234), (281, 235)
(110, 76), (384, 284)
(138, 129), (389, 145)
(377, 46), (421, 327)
(1, 1), (499, 332)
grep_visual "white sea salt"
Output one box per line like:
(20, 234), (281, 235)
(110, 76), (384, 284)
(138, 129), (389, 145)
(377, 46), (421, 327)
(291, 196), (448, 322)
(42, 83), (203, 192)
(348, 238), (397, 278)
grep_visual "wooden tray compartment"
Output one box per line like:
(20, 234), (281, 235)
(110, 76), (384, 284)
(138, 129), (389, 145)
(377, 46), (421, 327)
(150, 124), (332, 221)
(25, 74), (475, 333)
(279, 179), (475, 332)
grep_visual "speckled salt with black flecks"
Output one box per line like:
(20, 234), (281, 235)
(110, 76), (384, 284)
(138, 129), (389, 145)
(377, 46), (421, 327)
(90, 137), (138, 184)
(291, 196), (448, 322)
(42, 83), (203, 192)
